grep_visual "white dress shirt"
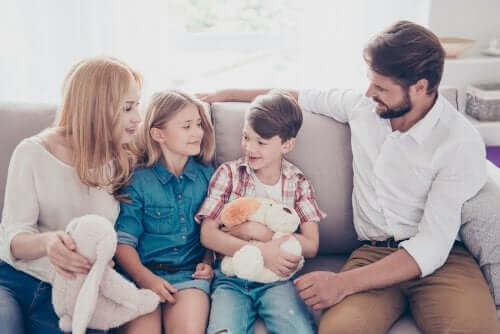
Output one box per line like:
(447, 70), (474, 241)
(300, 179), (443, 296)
(299, 89), (487, 277)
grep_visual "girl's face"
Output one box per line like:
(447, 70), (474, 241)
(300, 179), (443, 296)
(159, 103), (204, 159)
(119, 80), (141, 144)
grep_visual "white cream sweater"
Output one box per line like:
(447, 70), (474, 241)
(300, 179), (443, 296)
(0, 138), (119, 282)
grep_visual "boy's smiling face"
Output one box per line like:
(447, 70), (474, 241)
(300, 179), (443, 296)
(241, 121), (294, 176)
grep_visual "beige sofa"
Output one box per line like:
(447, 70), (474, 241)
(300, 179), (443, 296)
(0, 88), (499, 333)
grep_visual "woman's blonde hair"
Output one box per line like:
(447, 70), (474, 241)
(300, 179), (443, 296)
(138, 90), (215, 167)
(55, 56), (142, 195)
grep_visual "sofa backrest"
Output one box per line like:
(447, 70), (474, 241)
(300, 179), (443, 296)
(0, 88), (459, 255)
(210, 102), (359, 254)
(0, 102), (57, 217)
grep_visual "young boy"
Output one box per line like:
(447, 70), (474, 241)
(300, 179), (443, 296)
(195, 90), (325, 334)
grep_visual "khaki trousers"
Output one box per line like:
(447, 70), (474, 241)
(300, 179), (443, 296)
(319, 244), (499, 334)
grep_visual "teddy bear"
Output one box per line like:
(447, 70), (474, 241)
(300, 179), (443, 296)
(50, 214), (160, 334)
(219, 197), (304, 283)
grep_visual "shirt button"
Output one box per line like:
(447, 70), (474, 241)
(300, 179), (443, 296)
(156, 211), (161, 216)
(179, 175), (184, 180)
(178, 194), (183, 200)
(180, 216), (186, 221)
(182, 235), (186, 240)
(173, 247), (178, 251)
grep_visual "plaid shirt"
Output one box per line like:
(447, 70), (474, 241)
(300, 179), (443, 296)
(195, 157), (326, 224)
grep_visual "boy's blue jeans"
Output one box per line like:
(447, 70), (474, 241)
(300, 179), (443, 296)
(0, 260), (106, 334)
(207, 268), (315, 334)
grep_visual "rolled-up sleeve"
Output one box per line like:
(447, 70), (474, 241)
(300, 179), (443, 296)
(294, 175), (327, 224)
(298, 88), (366, 123)
(195, 164), (233, 223)
(400, 140), (487, 277)
(1, 141), (41, 265)
(115, 183), (145, 248)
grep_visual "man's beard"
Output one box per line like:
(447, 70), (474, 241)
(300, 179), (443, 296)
(374, 91), (412, 119)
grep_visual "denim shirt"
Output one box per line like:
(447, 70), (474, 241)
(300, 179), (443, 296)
(115, 157), (214, 268)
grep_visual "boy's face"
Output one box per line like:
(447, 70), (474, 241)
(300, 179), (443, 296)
(241, 121), (294, 173)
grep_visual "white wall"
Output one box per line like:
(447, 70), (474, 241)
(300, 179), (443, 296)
(428, 0), (500, 111)
(428, 0), (500, 56)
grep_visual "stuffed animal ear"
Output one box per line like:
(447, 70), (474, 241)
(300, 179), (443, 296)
(71, 233), (116, 334)
(221, 197), (261, 228)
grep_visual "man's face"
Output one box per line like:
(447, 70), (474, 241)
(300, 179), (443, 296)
(365, 70), (413, 119)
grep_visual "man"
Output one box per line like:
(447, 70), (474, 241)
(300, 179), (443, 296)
(199, 21), (498, 333)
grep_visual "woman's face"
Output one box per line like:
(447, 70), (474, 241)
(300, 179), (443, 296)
(119, 80), (141, 144)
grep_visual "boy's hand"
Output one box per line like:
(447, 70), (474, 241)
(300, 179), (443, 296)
(139, 273), (177, 303)
(192, 262), (213, 280)
(222, 221), (273, 242)
(257, 236), (301, 277)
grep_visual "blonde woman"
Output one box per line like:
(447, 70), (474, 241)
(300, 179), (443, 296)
(0, 57), (142, 334)
(114, 90), (215, 334)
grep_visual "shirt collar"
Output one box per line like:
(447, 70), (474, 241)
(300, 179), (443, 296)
(236, 157), (302, 179)
(405, 94), (443, 145)
(152, 157), (198, 184)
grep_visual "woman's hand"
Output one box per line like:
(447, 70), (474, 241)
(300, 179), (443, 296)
(192, 262), (213, 280)
(44, 231), (91, 279)
(256, 236), (302, 277)
(139, 273), (177, 303)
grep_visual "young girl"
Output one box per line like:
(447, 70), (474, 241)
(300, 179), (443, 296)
(114, 90), (216, 334)
(0, 56), (142, 334)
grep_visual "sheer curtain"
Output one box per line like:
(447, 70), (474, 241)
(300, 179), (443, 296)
(0, 0), (430, 104)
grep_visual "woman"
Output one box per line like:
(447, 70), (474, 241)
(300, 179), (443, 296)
(0, 57), (142, 334)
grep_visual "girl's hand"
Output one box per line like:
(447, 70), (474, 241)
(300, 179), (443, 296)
(45, 231), (91, 279)
(192, 262), (213, 280)
(139, 273), (177, 303)
(256, 236), (302, 277)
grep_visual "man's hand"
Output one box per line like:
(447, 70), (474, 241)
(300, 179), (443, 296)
(257, 236), (301, 277)
(294, 271), (351, 310)
(195, 91), (231, 103)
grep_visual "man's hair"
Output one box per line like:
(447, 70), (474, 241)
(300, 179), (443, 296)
(246, 89), (303, 142)
(363, 20), (445, 95)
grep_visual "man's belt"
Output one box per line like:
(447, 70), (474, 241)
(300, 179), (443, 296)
(361, 238), (407, 248)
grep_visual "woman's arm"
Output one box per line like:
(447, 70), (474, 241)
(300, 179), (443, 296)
(11, 231), (90, 279)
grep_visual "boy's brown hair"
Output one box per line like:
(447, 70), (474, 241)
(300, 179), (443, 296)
(246, 89), (303, 142)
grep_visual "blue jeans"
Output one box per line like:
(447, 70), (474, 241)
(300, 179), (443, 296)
(207, 269), (315, 334)
(0, 260), (106, 334)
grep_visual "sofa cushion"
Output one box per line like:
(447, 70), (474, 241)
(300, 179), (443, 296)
(460, 161), (500, 306)
(210, 102), (360, 254)
(0, 102), (57, 216)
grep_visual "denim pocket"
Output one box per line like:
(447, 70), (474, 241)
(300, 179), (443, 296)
(144, 207), (176, 234)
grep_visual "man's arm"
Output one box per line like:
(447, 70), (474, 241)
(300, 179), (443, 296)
(197, 89), (298, 103)
(295, 248), (420, 310)
(296, 139), (487, 310)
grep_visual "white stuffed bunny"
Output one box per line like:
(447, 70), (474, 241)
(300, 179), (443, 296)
(50, 215), (160, 334)
(219, 197), (304, 283)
